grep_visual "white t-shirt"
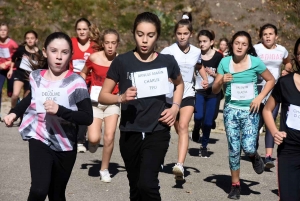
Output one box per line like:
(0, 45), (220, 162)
(161, 43), (201, 101)
(254, 43), (288, 85)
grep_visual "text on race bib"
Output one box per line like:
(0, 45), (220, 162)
(131, 67), (169, 99)
(286, 104), (300, 131)
(72, 59), (86, 72)
(231, 83), (255, 101)
(90, 86), (102, 102)
(35, 88), (69, 113)
(0, 47), (10, 58)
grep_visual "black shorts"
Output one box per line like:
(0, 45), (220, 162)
(14, 69), (30, 91)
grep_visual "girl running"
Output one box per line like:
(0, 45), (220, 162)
(3, 32), (93, 201)
(254, 23), (292, 169)
(192, 30), (223, 158)
(99, 12), (184, 201)
(218, 38), (229, 56)
(0, 23), (18, 121)
(263, 37), (300, 201)
(80, 28), (120, 183)
(212, 31), (275, 200)
(10, 30), (42, 110)
(70, 18), (96, 153)
(161, 13), (202, 180)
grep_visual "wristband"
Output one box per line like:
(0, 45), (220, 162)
(172, 102), (180, 108)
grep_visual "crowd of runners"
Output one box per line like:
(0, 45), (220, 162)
(0, 11), (300, 201)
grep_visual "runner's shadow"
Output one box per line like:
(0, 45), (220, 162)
(204, 174), (261, 195)
(80, 160), (126, 178)
(161, 163), (200, 188)
(271, 189), (278, 196)
(188, 148), (214, 157)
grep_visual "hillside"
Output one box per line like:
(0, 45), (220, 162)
(1, 0), (299, 53)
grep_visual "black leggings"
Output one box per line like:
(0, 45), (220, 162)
(27, 139), (77, 201)
(278, 153), (300, 201)
(120, 129), (170, 201)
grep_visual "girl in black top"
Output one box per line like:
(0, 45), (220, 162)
(99, 12), (184, 201)
(10, 30), (41, 110)
(263, 37), (300, 201)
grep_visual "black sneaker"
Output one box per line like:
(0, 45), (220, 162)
(264, 156), (275, 169)
(199, 147), (209, 158)
(228, 185), (241, 200)
(250, 153), (264, 174)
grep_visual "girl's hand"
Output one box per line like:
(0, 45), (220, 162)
(159, 106), (179, 126)
(222, 73), (233, 83)
(44, 100), (59, 115)
(4, 113), (17, 127)
(121, 86), (137, 103)
(273, 131), (286, 145)
(201, 80), (208, 89)
(205, 67), (216, 77)
(250, 96), (262, 113)
(7, 69), (13, 79)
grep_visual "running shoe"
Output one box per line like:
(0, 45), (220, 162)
(88, 142), (98, 153)
(172, 163), (185, 180)
(77, 143), (87, 153)
(228, 185), (241, 200)
(100, 169), (112, 183)
(264, 156), (275, 169)
(250, 152), (264, 174)
(199, 146), (209, 158)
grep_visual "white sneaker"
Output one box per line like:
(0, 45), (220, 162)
(77, 144), (87, 153)
(88, 142), (98, 153)
(100, 169), (112, 183)
(172, 163), (185, 180)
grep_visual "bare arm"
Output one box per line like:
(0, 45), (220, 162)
(263, 96), (286, 145)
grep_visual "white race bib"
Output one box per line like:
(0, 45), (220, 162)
(90, 86), (102, 102)
(286, 104), (300, 131)
(0, 47), (10, 58)
(131, 67), (169, 99)
(231, 83), (255, 101)
(72, 59), (86, 72)
(180, 65), (194, 82)
(19, 58), (36, 72)
(35, 88), (69, 113)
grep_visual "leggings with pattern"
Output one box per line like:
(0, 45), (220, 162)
(224, 105), (260, 171)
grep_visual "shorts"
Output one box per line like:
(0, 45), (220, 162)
(14, 69), (30, 91)
(92, 103), (120, 119)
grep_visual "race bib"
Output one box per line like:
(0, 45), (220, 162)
(180, 65), (194, 83)
(72, 59), (86, 72)
(286, 104), (300, 131)
(35, 88), (69, 113)
(0, 47), (10, 58)
(19, 58), (37, 72)
(131, 67), (169, 99)
(90, 86), (102, 102)
(231, 83), (254, 101)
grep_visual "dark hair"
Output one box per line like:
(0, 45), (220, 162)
(31, 32), (72, 70)
(133, 12), (161, 39)
(174, 12), (193, 34)
(21, 30), (38, 46)
(197, 30), (215, 49)
(75, 18), (91, 30)
(259, 23), (278, 38)
(293, 38), (300, 72)
(228, 31), (257, 57)
(219, 38), (229, 46)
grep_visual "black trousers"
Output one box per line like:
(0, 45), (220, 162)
(77, 125), (87, 144)
(278, 153), (300, 201)
(120, 128), (170, 201)
(27, 139), (77, 201)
